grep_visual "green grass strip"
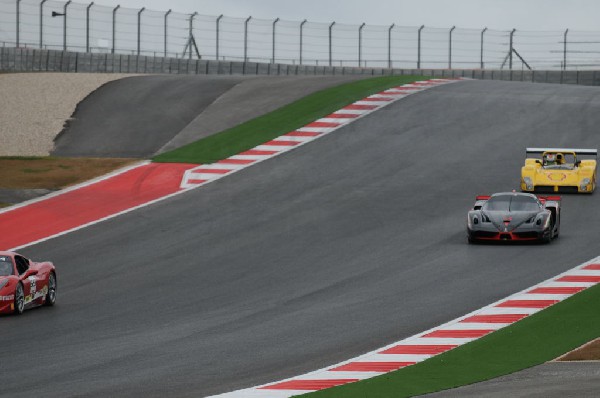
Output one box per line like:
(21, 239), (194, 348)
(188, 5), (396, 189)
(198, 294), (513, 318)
(303, 282), (600, 397)
(152, 75), (428, 164)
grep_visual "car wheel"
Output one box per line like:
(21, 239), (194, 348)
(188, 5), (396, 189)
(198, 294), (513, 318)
(45, 272), (56, 307)
(14, 283), (25, 315)
(542, 224), (555, 244)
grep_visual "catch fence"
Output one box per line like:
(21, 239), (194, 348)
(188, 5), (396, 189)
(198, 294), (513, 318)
(2, 0), (600, 70)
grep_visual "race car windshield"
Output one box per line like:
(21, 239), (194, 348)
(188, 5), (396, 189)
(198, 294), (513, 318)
(484, 195), (540, 212)
(0, 257), (14, 276)
(542, 153), (576, 169)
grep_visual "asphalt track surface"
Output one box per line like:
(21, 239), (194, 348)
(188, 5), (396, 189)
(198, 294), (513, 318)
(3, 80), (600, 397)
(52, 75), (364, 158)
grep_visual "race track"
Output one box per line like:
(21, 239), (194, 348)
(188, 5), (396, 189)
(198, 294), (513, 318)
(52, 75), (364, 158)
(3, 80), (600, 397)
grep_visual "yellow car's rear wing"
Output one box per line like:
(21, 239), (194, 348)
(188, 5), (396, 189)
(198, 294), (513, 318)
(526, 148), (598, 157)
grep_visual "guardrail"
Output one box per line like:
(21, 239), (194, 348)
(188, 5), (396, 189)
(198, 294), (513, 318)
(1, 47), (599, 86)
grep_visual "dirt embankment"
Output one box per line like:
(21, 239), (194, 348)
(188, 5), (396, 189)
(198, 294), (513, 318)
(0, 73), (135, 156)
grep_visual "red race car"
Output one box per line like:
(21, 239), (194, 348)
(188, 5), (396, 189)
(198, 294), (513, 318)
(0, 251), (56, 315)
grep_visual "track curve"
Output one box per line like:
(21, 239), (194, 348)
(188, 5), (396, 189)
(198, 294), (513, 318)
(52, 75), (365, 158)
(4, 80), (600, 397)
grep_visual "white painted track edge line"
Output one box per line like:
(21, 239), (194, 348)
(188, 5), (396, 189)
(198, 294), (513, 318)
(8, 184), (199, 252)
(10, 80), (475, 395)
(209, 253), (600, 396)
(0, 160), (151, 215)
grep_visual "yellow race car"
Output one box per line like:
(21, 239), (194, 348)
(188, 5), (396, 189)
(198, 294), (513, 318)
(521, 148), (597, 193)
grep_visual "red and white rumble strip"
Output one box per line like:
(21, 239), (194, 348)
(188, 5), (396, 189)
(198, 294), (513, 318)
(1, 79), (460, 251)
(210, 258), (600, 397)
(180, 79), (460, 189)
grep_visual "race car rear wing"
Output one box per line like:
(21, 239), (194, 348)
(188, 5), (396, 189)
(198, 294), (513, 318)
(476, 194), (561, 201)
(526, 148), (597, 157)
(473, 195), (489, 210)
(538, 195), (562, 204)
(538, 195), (561, 201)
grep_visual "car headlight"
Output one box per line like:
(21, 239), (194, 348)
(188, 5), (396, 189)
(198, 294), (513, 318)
(468, 215), (477, 228)
(0, 279), (9, 290)
(523, 177), (533, 190)
(580, 178), (591, 190)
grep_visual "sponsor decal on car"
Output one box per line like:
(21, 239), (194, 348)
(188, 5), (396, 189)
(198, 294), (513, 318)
(547, 172), (567, 181)
(0, 295), (14, 301)
(23, 287), (47, 305)
(28, 276), (36, 295)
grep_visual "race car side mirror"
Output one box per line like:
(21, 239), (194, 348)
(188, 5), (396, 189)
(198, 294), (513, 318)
(22, 269), (38, 278)
(535, 160), (542, 165)
(575, 160), (581, 167)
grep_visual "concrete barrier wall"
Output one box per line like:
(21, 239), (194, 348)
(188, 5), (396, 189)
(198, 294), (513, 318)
(2, 47), (600, 86)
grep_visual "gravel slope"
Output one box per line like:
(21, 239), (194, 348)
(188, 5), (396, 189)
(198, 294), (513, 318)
(0, 73), (135, 156)
(2, 73), (364, 158)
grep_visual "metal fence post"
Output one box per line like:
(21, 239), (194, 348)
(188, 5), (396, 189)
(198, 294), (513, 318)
(40, 0), (48, 49)
(299, 19), (307, 65)
(563, 28), (568, 71)
(272, 17), (279, 64)
(244, 16), (251, 62)
(388, 23), (394, 68)
(417, 25), (424, 69)
(137, 7), (145, 55)
(188, 12), (197, 60)
(16, 0), (21, 48)
(480, 27), (487, 69)
(112, 5), (120, 54)
(449, 26), (455, 69)
(63, 1), (71, 51)
(329, 21), (335, 67)
(358, 22), (365, 67)
(164, 9), (171, 57)
(216, 14), (223, 60)
(509, 28), (516, 69)
(86, 2), (93, 52)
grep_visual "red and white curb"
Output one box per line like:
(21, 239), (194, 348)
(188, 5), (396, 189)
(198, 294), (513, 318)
(1, 78), (463, 252)
(180, 79), (462, 189)
(0, 160), (150, 216)
(209, 258), (600, 397)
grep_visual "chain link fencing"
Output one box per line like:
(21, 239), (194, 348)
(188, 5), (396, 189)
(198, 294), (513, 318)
(1, 0), (600, 71)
